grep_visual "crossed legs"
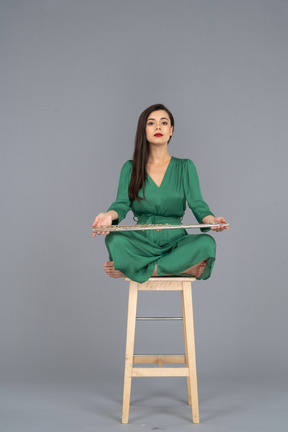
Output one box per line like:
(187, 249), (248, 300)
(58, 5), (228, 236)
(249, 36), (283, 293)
(104, 259), (209, 279)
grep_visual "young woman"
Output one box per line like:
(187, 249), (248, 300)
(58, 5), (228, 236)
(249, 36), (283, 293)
(92, 103), (228, 283)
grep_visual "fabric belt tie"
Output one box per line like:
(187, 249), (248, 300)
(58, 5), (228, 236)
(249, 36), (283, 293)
(136, 215), (182, 225)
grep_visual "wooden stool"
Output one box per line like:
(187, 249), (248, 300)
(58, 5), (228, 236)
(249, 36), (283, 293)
(122, 277), (199, 424)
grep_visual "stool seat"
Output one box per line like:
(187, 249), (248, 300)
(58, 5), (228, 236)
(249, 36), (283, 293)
(122, 276), (200, 424)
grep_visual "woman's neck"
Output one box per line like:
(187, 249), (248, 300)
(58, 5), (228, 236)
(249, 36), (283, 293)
(148, 144), (171, 164)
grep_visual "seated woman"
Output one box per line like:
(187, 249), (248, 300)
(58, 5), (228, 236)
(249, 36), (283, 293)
(92, 103), (228, 283)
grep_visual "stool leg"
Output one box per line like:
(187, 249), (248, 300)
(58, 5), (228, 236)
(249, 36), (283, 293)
(181, 289), (191, 406)
(182, 281), (200, 423)
(122, 281), (138, 424)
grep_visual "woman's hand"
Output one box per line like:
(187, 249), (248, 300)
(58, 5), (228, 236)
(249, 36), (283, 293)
(92, 212), (113, 236)
(202, 215), (229, 232)
(211, 216), (229, 232)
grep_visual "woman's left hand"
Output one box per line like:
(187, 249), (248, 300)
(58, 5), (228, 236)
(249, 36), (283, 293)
(211, 216), (229, 232)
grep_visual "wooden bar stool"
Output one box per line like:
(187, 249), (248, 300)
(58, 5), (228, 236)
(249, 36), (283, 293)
(122, 276), (199, 424)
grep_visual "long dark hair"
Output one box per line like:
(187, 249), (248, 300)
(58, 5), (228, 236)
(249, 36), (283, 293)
(128, 103), (175, 201)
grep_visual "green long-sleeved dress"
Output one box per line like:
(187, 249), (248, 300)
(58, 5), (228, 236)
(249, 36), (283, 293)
(105, 156), (216, 283)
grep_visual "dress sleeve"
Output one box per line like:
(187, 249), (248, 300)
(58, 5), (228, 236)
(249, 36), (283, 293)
(106, 160), (133, 224)
(184, 159), (215, 232)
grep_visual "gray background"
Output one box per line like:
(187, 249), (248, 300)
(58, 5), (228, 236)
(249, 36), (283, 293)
(1, 0), (288, 431)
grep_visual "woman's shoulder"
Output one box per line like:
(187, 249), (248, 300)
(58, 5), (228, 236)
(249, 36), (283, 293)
(121, 159), (133, 170)
(119, 160), (133, 177)
(172, 156), (196, 168)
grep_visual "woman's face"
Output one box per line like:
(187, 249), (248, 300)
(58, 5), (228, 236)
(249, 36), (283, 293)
(145, 110), (174, 145)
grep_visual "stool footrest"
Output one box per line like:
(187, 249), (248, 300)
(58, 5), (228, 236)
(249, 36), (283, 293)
(133, 355), (186, 364)
(132, 367), (189, 377)
(136, 316), (183, 321)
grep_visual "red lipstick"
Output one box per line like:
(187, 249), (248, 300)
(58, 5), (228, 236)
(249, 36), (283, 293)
(154, 133), (163, 137)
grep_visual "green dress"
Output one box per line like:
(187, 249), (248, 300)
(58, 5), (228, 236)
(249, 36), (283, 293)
(105, 156), (216, 283)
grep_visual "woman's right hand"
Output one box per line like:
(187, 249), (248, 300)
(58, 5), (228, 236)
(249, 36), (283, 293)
(92, 212), (113, 236)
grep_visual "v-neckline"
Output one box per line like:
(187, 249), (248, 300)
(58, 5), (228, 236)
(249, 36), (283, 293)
(147, 156), (173, 189)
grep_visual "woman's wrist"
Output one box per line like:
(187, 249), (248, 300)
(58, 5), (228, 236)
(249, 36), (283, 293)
(106, 210), (118, 221)
(201, 215), (215, 224)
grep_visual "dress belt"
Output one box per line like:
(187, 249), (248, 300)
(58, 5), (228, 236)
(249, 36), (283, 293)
(136, 215), (182, 225)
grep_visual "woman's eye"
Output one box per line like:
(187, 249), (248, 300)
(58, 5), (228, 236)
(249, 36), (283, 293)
(162, 121), (168, 125)
(147, 122), (154, 126)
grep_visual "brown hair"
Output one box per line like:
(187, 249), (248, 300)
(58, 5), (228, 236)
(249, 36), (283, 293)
(128, 103), (175, 201)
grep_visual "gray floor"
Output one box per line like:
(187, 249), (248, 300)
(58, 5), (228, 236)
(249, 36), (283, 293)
(1, 376), (287, 432)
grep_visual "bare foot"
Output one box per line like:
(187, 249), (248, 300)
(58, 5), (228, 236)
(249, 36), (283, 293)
(182, 259), (208, 278)
(104, 261), (125, 278)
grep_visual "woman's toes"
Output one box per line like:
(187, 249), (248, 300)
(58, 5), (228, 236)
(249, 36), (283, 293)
(104, 262), (115, 275)
(104, 261), (114, 272)
(103, 261), (125, 279)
